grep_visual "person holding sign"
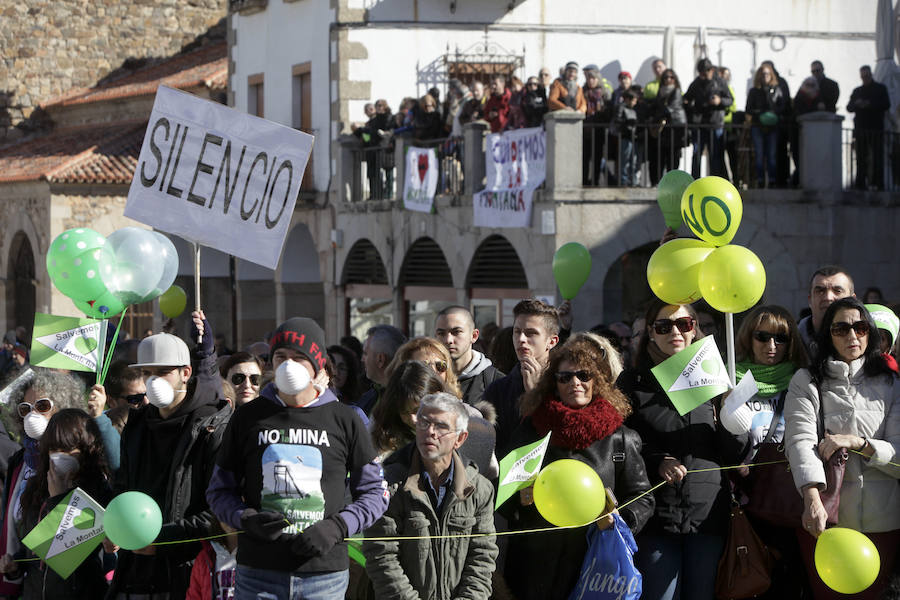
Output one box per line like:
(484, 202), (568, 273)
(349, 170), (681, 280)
(784, 298), (900, 598)
(0, 409), (112, 599)
(108, 312), (231, 599)
(619, 300), (749, 600)
(499, 333), (654, 600)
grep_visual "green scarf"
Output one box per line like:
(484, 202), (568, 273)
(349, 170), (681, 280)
(735, 360), (796, 398)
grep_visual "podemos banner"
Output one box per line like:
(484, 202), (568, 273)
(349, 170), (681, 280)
(125, 85), (314, 270)
(402, 146), (438, 213)
(474, 126), (546, 228)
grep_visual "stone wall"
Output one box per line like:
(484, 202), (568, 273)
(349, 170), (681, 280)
(0, 0), (227, 143)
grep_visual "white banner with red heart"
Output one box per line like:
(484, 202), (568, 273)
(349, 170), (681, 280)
(402, 146), (438, 213)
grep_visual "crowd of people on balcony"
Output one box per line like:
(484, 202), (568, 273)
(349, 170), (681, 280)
(353, 56), (896, 191)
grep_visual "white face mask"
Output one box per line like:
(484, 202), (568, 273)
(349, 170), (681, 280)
(49, 452), (80, 479)
(145, 375), (184, 408)
(23, 411), (48, 440)
(274, 360), (311, 396)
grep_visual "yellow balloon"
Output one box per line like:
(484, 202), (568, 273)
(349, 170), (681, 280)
(698, 245), (766, 313)
(647, 238), (716, 305)
(815, 528), (881, 595)
(680, 176), (743, 246)
(533, 459), (605, 527)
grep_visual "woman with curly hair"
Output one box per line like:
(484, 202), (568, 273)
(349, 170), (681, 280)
(500, 334), (655, 600)
(0, 409), (112, 598)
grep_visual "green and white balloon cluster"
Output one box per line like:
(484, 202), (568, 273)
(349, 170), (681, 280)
(47, 227), (180, 318)
(648, 171), (766, 313)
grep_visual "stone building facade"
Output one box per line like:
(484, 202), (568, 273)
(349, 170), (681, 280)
(0, 0), (226, 143)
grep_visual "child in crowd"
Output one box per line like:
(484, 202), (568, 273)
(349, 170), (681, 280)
(614, 90), (642, 185)
(186, 521), (238, 600)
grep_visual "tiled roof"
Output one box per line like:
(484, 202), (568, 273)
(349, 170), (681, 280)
(0, 121), (146, 184)
(43, 42), (227, 108)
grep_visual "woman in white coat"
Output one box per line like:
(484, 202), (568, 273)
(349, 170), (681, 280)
(785, 297), (900, 599)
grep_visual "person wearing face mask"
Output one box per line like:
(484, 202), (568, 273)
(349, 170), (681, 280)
(0, 409), (112, 599)
(785, 298), (900, 598)
(619, 299), (749, 600)
(107, 310), (230, 600)
(206, 316), (388, 600)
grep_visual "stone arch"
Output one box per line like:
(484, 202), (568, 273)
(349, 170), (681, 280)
(341, 238), (388, 285)
(398, 237), (455, 337)
(7, 231), (36, 338)
(281, 224), (325, 329)
(397, 237), (453, 287)
(465, 234), (528, 289)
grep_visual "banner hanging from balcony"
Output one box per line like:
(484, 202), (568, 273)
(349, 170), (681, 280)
(473, 126), (545, 228)
(403, 146), (438, 213)
(124, 86), (315, 270)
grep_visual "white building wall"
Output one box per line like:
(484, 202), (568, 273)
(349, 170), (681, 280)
(231, 0), (333, 190)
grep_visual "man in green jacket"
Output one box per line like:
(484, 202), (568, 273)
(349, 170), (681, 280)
(363, 393), (498, 599)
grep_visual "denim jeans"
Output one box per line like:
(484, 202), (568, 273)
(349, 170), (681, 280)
(632, 531), (724, 600)
(751, 126), (777, 186)
(235, 565), (349, 600)
(691, 126), (725, 178)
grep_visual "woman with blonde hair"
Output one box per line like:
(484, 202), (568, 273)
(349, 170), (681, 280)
(386, 337), (461, 398)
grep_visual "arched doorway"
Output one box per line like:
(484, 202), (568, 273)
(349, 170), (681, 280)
(280, 224), (324, 330)
(602, 241), (656, 325)
(465, 234), (529, 332)
(341, 239), (390, 340)
(7, 232), (36, 340)
(398, 237), (454, 336)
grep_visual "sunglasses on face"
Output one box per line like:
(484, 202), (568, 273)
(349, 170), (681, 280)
(830, 321), (870, 337)
(753, 331), (789, 345)
(555, 370), (592, 384)
(653, 317), (695, 335)
(18, 397), (53, 418)
(125, 393), (146, 406)
(426, 360), (448, 374)
(231, 373), (261, 386)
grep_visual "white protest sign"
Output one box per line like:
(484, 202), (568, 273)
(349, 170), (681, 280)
(723, 370), (759, 418)
(125, 86), (314, 270)
(473, 126), (546, 228)
(402, 147), (438, 213)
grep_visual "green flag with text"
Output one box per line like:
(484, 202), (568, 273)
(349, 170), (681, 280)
(495, 432), (551, 509)
(30, 314), (107, 374)
(651, 336), (731, 416)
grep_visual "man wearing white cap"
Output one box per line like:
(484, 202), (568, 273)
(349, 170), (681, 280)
(107, 311), (230, 599)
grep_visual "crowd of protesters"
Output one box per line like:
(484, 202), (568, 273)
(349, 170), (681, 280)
(0, 257), (896, 599)
(353, 57), (896, 191)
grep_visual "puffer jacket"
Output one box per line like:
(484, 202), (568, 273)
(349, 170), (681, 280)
(363, 447), (498, 600)
(784, 358), (900, 532)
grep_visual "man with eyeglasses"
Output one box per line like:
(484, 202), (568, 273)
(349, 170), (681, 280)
(107, 311), (230, 599)
(798, 265), (856, 357)
(364, 392), (498, 599)
(435, 306), (504, 406)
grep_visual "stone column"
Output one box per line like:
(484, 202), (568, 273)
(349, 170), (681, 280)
(797, 112), (844, 191)
(337, 135), (361, 202)
(393, 136), (408, 201)
(544, 109), (585, 190)
(463, 121), (488, 195)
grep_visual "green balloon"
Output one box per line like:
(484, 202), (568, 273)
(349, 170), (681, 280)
(552, 243), (592, 300)
(657, 170), (693, 229)
(159, 285), (187, 318)
(815, 528), (880, 595)
(103, 492), (162, 551)
(72, 289), (126, 320)
(46, 228), (105, 269)
(759, 111), (778, 127)
(698, 245), (766, 313)
(49, 248), (106, 301)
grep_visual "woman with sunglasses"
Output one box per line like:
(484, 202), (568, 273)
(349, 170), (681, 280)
(386, 337), (462, 398)
(785, 297), (900, 598)
(722, 305), (809, 598)
(0, 409), (112, 599)
(619, 299), (749, 600)
(219, 352), (265, 407)
(499, 333), (653, 600)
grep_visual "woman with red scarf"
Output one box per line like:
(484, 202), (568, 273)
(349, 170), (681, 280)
(499, 333), (654, 600)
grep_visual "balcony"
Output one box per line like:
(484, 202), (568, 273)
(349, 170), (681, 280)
(337, 111), (899, 206)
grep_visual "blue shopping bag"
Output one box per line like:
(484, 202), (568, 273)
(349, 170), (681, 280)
(567, 514), (642, 600)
